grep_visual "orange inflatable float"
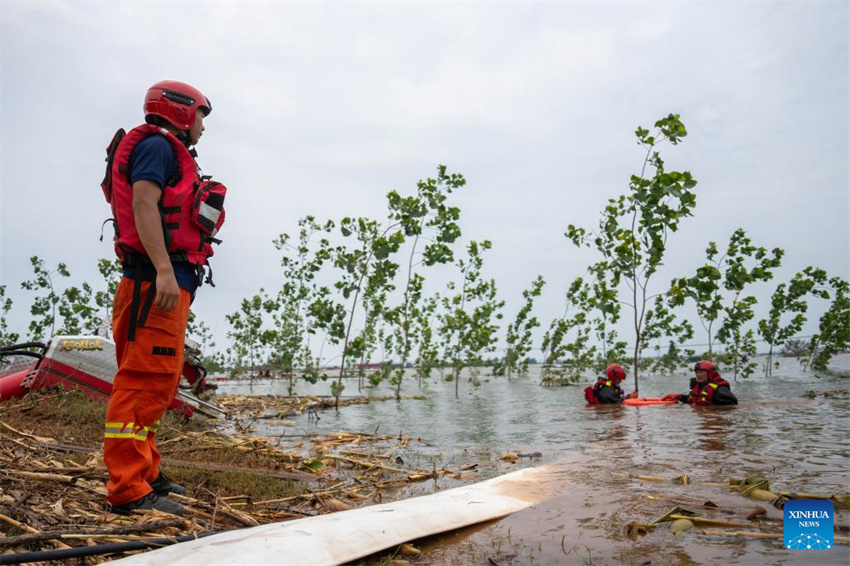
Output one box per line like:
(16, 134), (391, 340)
(622, 397), (678, 406)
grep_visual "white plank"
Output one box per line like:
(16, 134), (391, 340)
(110, 465), (551, 566)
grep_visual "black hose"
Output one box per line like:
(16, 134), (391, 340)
(0, 531), (221, 565)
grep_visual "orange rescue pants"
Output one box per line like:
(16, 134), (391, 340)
(104, 277), (191, 505)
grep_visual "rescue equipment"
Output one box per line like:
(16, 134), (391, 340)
(605, 363), (626, 381)
(622, 397), (678, 406)
(100, 124), (227, 267)
(689, 376), (732, 405)
(584, 377), (623, 405)
(144, 80), (212, 131)
(0, 335), (225, 420)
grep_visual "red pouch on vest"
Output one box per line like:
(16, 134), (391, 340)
(192, 180), (226, 237)
(584, 386), (598, 405)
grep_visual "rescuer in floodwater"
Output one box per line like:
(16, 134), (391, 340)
(663, 360), (738, 406)
(585, 363), (638, 404)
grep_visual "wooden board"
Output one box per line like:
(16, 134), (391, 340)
(109, 465), (552, 566)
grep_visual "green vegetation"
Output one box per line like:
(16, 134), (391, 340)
(541, 277), (594, 385)
(673, 229), (784, 379)
(0, 285), (19, 347)
(757, 268), (828, 376)
(3, 117), (848, 392)
(499, 275), (545, 378)
(567, 114), (698, 393)
(805, 275), (850, 372)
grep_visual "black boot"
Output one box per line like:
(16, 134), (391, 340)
(109, 491), (184, 515)
(149, 472), (187, 496)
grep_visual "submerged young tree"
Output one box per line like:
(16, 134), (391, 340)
(806, 276), (850, 372)
(671, 246), (723, 356)
(500, 275), (545, 378)
(307, 286), (347, 380)
(586, 262), (628, 372)
(351, 274), (394, 391)
(672, 229), (783, 363)
(540, 277), (596, 385)
(384, 166), (465, 399)
(439, 240), (503, 398)
(642, 294), (694, 375)
(708, 230), (783, 380)
(567, 114), (697, 394)
(413, 294), (441, 386)
(272, 216), (335, 393)
(226, 290), (277, 385)
(333, 216), (403, 403)
(757, 267), (828, 376)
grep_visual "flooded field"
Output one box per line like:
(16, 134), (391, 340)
(219, 356), (850, 565)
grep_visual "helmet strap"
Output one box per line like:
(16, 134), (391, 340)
(174, 130), (192, 148)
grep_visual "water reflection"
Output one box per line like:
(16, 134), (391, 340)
(692, 406), (734, 451)
(583, 405), (627, 443)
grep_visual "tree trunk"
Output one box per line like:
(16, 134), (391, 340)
(707, 320), (714, 358)
(632, 336), (641, 395)
(767, 344), (774, 377)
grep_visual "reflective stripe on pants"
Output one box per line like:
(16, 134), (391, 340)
(104, 277), (190, 505)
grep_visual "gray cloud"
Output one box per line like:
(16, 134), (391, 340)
(1, 2), (847, 356)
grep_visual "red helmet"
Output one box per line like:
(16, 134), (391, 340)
(144, 80), (212, 131)
(606, 363), (626, 381)
(694, 360), (716, 372)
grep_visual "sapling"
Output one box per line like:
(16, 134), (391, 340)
(757, 267), (828, 376)
(384, 166), (464, 399)
(0, 285), (19, 347)
(541, 277), (597, 385)
(567, 114), (697, 394)
(272, 216), (335, 393)
(438, 241), (503, 398)
(501, 275), (545, 378)
(806, 276), (850, 371)
(20, 256), (71, 341)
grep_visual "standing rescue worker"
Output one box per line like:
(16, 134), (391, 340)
(585, 363), (637, 404)
(100, 81), (227, 515)
(663, 361), (738, 406)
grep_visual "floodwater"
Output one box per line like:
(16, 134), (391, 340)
(219, 356), (850, 565)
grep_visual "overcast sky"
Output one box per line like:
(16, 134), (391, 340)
(1, 1), (847, 358)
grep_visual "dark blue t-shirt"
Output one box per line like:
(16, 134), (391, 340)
(123, 135), (198, 293)
(129, 135), (177, 188)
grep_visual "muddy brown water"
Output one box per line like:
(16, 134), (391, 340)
(220, 356), (850, 565)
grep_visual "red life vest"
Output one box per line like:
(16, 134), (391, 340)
(101, 124), (226, 267)
(584, 377), (623, 405)
(689, 372), (731, 406)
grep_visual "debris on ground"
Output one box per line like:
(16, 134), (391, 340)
(804, 389), (850, 399)
(215, 393), (372, 420)
(620, 471), (850, 547)
(0, 390), (477, 564)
